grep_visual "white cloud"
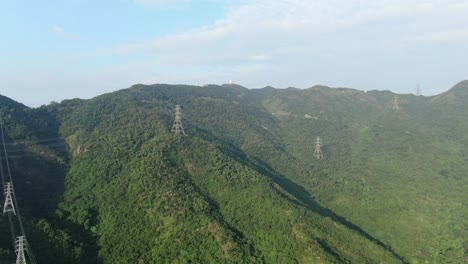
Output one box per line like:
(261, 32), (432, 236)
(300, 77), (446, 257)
(52, 26), (64, 34)
(249, 55), (270, 62)
(51, 25), (80, 40)
(6, 0), (468, 108)
(110, 1), (468, 54)
(94, 0), (468, 92)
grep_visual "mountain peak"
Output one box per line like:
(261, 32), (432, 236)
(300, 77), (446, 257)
(447, 80), (468, 93)
(431, 80), (468, 104)
(0, 94), (28, 111)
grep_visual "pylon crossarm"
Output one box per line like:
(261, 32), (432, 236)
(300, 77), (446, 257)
(15, 236), (28, 264)
(3, 182), (16, 215)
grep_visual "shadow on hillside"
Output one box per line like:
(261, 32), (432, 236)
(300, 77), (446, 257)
(192, 126), (407, 263)
(246, 156), (406, 262)
(27, 216), (103, 264)
(1, 140), (103, 264)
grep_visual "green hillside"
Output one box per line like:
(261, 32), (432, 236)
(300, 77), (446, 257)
(252, 81), (468, 263)
(1, 81), (467, 263)
(0, 95), (95, 263)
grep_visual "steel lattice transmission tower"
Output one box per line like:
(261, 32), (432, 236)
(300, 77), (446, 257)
(15, 236), (28, 264)
(171, 105), (186, 135)
(313, 136), (323, 160)
(391, 95), (400, 110)
(415, 85), (421, 96)
(3, 182), (16, 215)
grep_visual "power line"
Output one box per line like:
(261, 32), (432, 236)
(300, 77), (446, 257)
(1, 122), (15, 186)
(0, 120), (37, 264)
(1, 122), (27, 236)
(0, 119), (18, 250)
(0, 136), (17, 250)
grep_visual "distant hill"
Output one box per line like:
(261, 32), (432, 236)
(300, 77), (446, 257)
(1, 80), (467, 263)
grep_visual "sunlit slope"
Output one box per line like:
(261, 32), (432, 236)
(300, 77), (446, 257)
(2, 81), (466, 263)
(53, 85), (401, 263)
(252, 81), (468, 263)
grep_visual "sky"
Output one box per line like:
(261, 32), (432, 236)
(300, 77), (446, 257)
(1, 0), (467, 106)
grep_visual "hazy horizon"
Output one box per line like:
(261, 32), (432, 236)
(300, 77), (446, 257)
(1, 0), (467, 106)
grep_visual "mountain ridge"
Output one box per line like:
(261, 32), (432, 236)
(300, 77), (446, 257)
(1, 80), (467, 263)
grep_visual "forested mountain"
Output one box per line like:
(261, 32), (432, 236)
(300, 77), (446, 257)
(0, 81), (467, 263)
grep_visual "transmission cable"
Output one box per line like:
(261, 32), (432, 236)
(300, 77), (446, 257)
(0, 119), (37, 264)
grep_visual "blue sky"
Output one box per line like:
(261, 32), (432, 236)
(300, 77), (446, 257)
(1, 0), (468, 106)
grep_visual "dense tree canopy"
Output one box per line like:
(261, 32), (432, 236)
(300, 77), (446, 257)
(1, 81), (467, 263)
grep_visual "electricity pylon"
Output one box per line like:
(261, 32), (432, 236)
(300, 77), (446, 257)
(171, 105), (186, 135)
(415, 85), (421, 96)
(3, 182), (16, 215)
(391, 95), (400, 110)
(15, 236), (27, 264)
(313, 136), (323, 160)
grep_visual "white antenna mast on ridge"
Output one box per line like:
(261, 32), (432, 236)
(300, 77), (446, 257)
(415, 84), (421, 96)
